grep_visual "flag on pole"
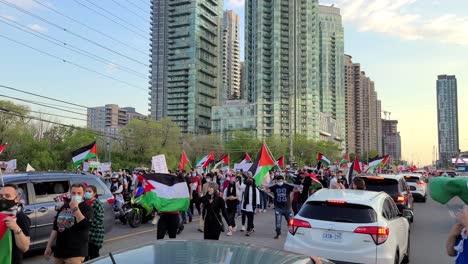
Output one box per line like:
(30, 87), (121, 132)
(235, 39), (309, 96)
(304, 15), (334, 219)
(276, 156), (285, 168)
(0, 213), (12, 264)
(195, 152), (214, 168)
(0, 143), (7, 155)
(317, 153), (330, 167)
(140, 173), (190, 212)
(347, 156), (361, 189)
(365, 155), (391, 173)
(239, 153), (252, 164)
(214, 154), (229, 169)
(177, 151), (189, 170)
(339, 154), (350, 167)
(71, 142), (97, 168)
(248, 143), (276, 186)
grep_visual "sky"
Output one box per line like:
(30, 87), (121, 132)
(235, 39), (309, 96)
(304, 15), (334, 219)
(0, 0), (467, 166)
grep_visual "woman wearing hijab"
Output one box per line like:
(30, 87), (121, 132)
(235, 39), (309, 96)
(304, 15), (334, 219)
(240, 177), (260, 236)
(223, 176), (240, 236)
(201, 183), (230, 240)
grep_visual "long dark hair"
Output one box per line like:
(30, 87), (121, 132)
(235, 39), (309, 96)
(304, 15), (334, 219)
(86, 185), (99, 198)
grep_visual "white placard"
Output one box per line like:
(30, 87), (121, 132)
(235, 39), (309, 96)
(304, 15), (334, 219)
(234, 163), (252, 172)
(0, 159), (17, 172)
(151, 154), (169, 173)
(99, 162), (112, 172)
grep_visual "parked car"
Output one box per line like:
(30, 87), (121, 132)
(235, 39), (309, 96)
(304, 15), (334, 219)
(284, 189), (411, 264)
(403, 174), (427, 202)
(355, 174), (414, 222)
(3, 172), (114, 250)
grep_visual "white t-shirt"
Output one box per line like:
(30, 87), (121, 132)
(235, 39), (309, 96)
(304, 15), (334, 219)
(329, 177), (339, 189)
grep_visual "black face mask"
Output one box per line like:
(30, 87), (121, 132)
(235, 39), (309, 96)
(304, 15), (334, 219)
(0, 198), (17, 211)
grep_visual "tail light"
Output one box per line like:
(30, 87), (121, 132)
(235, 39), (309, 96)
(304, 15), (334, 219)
(288, 218), (311, 235)
(326, 200), (347, 204)
(396, 196), (407, 203)
(354, 226), (389, 245)
(107, 198), (115, 204)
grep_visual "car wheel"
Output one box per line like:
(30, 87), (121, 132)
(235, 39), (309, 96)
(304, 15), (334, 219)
(402, 234), (410, 263)
(422, 196), (427, 203)
(394, 251), (400, 264)
(128, 209), (142, 228)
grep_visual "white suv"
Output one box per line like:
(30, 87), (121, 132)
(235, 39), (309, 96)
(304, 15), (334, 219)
(284, 189), (411, 264)
(404, 173), (427, 202)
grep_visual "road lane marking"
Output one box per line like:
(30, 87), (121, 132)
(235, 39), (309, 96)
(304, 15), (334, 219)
(105, 218), (201, 243)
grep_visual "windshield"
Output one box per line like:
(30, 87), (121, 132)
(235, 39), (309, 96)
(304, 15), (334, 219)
(404, 176), (420, 183)
(360, 178), (399, 194)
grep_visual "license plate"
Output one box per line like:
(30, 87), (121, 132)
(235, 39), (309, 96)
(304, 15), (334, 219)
(322, 231), (342, 241)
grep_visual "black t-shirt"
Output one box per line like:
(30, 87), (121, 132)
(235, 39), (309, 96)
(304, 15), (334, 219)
(53, 201), (93, 258)
(298, 177), (312, 203)
(269, 184), (295, 209)
(11, 211), (31, 264)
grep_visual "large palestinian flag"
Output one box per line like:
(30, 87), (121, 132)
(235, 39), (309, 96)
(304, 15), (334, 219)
(71, 142), (97, 168)
(248, 143), (276, 186)
(347, 156), (362, 188)
(0, 213), (12, 264)
(366, 155), (391, 173)
(195, 152), (214, 168)
(140, 173), (190, 212)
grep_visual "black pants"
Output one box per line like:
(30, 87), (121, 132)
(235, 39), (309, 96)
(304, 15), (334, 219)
(157, 213), (180, 239)
(204, 219), (222, 240)
(84, 243), (100, 261)
(242, 211), (254, 231)
(190, 192), (201, 215)
(226, 206), (237, 227)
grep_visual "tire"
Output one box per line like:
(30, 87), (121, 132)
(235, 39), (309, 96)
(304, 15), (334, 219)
(402, 234), (410, 263)
(422, 196), (427, 203)
(128, 209), (142, 228)
(394, 251), (400, 264)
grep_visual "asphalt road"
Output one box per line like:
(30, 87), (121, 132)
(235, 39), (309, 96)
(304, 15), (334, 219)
(25, 197), (464, 264)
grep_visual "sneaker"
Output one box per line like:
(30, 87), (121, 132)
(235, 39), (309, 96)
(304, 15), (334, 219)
(240, 226), (246, 232)
(197, 228), (204, 233)
(226, 231), (233, 236)
(263, 209), (267, 213)
(274, 234), (281, 239)
(232, 226), (237, 232)
(246, 229), (254, 236)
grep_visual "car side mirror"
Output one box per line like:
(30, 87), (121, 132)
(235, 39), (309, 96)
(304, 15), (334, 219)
(401, 209), (413, 220)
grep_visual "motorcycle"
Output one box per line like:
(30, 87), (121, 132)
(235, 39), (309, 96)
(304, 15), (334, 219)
(113, 199), (131, 225)
(125, 187), (155, 228)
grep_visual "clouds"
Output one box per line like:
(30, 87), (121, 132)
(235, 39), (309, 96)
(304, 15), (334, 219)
(3, 0), (40, 9)
(338, 0), (468, 45)
(28, 23), (47, 32)
(226, 0), (244, 8)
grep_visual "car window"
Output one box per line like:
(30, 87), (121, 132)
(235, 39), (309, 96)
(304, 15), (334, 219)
(71, 177), (105, 196)
(389, 198), (401, 216)
(361, 178), (399, 194)
(404, 176), (420, 183)
(382, 199), (393, 219)
(33, 181), (69, 204)
(16, 183), (29, 205)
(299, 201), (377, 223)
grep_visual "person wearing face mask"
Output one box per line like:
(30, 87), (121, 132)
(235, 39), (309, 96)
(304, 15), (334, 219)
(190, 171), (202, 217)
(200, 183), (230, 240)
(84, 185), (104, 261)
(264, 175), (298, 239)
(239, 175), (259, 236)
(45, 183), (93, 264)
(198, 174), (218, 233)
(223, 176), (240, 236)
(0, 184), (31, 264)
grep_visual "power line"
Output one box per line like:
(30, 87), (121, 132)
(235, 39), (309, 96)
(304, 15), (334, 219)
(122, 0), (151, 13)
(109, 0), (151, 23)
(0, 0), (149, 67)
(71, 0), (148, 38)
(0, 33), (148, 91)
(31, 0), (148, 56)
(135, 0), (151, 8)
(0, 16), (148, 79)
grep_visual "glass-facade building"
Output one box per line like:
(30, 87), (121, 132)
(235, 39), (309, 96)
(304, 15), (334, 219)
(318, 5), (345, 149)
(245, 0), (320, 139)
(211, 100), (257, 139)
(149, 0), (223, 134)
(437, 75), (459, 164)
(222, 10), (241, 101)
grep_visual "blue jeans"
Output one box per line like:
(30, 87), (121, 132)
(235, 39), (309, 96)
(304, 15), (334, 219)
(259, 191), (269, 209)
(275, 207), (293, 235)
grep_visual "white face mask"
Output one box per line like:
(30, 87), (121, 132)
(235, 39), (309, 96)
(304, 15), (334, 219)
(71, 195), (83, 203)
(277, 181), (284, 186)
(206, 179), (211, 183)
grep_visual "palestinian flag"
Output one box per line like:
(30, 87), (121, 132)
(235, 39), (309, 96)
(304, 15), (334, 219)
(239, 153), (252, 164)
(365, 155), (390, 173)
(140, 173), (190, 212)
(305, 173), (323, 190)
(0, 143), (7, 155)
(71, 142), (97, 168)
(339, 154), (350, 167)
(317, 153), (330, 166)
(0, 213), (12, 264)
(248, 143), (276, 186)
(195, 152), (214, 168)
(276, 156), (285, 168)
(213, 154), (229, 169)
(347, 156), (361, 188)
(177, 151), (189, 170)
